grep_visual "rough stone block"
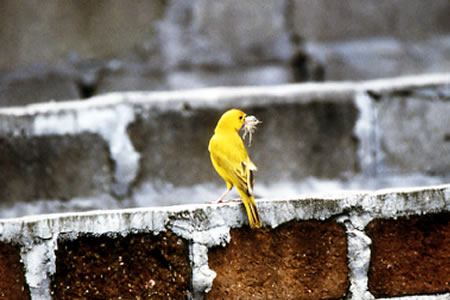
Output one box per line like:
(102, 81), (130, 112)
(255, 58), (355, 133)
(0, 1), (166, 70)
(51, 231), (191, 298)
(367, 212), (450, 297)
(0, 242), (31, 299)
(245, 99), (359, 182)
(167, 65), (291, 90)
(160, 0), (291, 68)
(128, 107), (220, 187)
(128, 93), (359, 191)
(0, 69), (80, 107)
(0, 133), (113, 206)
(375, 86), (450, 176)
(292, 0), (450, 41)
(95, 64), (168, 94)
(207, 221), (349, 299)
(307, 37), (450, 81)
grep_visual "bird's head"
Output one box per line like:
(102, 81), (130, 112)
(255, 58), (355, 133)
(216, 108), (246, 132)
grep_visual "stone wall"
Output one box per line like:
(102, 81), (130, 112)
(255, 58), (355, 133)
(0, 184), (448, 299)
(1, 0), (449, 107)
(0, 74), (449, 217)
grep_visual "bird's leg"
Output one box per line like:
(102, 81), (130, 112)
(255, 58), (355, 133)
(217, 191), (242, 203)
(208, 187), (232, 204)
(216, 187), (232, 203)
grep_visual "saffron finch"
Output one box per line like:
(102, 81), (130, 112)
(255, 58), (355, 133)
(208, 109), (261, 229)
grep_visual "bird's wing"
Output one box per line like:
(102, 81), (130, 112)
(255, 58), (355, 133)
(209, 134), (256, 196)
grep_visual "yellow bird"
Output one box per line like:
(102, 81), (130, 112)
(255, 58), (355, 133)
(208, 109), (261, 229)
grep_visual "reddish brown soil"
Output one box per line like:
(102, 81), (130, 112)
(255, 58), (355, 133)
(207, 220), (349, 300)
(51, 231), (191, 299)
(0, 242), (30, 299)
(367, 212), (450, 297)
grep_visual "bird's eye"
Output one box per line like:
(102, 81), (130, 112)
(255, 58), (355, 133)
(239, 116), (243, 120)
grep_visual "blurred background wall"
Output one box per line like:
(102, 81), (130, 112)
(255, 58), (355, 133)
(0, 0), (449, 107)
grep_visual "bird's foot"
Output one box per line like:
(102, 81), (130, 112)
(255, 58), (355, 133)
(207, 199), (223, 204)
(207, 198), (241, 204)
(228, 198), (242, 203)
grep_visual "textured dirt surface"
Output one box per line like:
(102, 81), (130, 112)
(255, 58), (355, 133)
(207, 220), (349, 300)
(51, 231), (191, 299)
(367, 212), (450, 297)
(0, 242), (30, 299)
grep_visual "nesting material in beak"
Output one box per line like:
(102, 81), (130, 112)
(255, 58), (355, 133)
(242, 115), (262, 147)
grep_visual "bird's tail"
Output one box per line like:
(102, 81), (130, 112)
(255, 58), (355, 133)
(238, 190), (261, 229)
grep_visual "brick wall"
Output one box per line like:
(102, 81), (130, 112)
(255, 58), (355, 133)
(0, 185), (448, 299)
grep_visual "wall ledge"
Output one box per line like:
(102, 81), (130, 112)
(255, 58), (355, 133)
(0, 184), (449, 299)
